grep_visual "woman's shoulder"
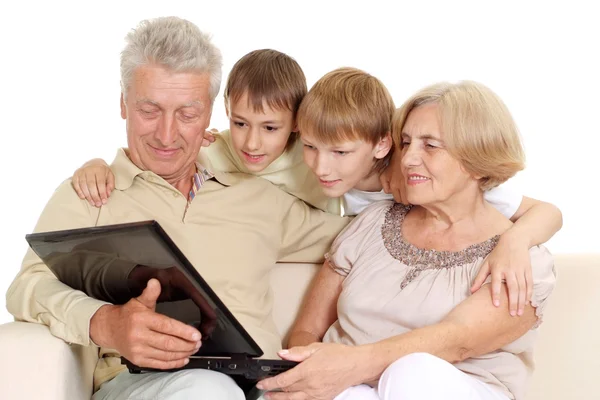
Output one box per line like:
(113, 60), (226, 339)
(333, 200), (395, 241)
(354, 200), (400, 222)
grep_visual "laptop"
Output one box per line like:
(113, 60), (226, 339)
(25, 220), (297, 380)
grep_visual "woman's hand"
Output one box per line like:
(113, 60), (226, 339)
(470, 232), (533, 317)
(72, 158), (114, 207)
(257, 343), (372, 400)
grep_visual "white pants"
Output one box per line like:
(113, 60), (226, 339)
(334, 353), (510, 400)
(92, 369), (245, 400)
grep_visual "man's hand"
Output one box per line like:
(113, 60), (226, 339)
(128, 266), (218, 338)
(256, 343), (373, 399)
(380, 150), (409, 205)
(90, 279), (202, 370)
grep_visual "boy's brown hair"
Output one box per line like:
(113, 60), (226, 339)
(224, 49), (307, 151)
(297, 67), (395, 172)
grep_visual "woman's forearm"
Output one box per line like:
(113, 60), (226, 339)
(287, 330), (321, 348)
(356, 285), (537, 383)
(358, 321), (466, 382)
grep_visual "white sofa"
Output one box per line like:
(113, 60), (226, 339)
(0, 254), (598, 400)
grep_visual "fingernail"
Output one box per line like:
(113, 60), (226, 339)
(518, 309), (523, 316)
(192, 332), (201, 341)
(102, 199), (107, 204)
(256, 382), (264, 390)
(184, 358), (189, 365)
(279, 349), (289, 355)
(493, 300), (500, 307)
(510, 310), (516, 316)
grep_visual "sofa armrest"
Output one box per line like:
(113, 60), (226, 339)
(0, 321), (97, 400)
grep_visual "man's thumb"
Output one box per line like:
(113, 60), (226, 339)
(137, 278), (161, 309)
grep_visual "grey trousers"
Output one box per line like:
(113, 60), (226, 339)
(92, 369), (259, 400)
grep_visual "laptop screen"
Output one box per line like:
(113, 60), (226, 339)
(25, 221), (262, 358)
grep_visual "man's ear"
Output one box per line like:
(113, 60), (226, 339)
(374, 132), (393, 159)
(120, 93), (127, 119)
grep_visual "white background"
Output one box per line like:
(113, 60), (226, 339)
(0, 1), (598, 324)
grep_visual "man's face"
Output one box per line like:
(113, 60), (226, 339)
(121, 64), (213, 182)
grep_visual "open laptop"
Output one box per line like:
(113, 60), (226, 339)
(25, 221), (297, 380)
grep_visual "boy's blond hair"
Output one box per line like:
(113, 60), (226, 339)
(297, 67), (395, 172)
(392, 81), (525, 190)
(224, 49), (307, 151)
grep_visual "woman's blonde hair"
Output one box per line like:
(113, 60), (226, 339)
(297, 67), (395, 172)
(392, 81), (525, 190)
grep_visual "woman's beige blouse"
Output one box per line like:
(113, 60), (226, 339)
(323, 201), (556, 400)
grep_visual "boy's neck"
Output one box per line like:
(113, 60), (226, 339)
(353, 172), (383, 192)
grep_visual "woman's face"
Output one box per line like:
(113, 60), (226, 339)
(400, 103), (477, 206)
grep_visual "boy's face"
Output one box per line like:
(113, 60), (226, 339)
(301, 133), (391, 197)
(227, 92), (295, 172)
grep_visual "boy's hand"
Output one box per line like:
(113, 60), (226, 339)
(202, 128), (218, 147)
(470, 233), (533, 316)
(72, 158), (114, 208)
(72, 128), (217, 208)
(380, 150), (409, 205)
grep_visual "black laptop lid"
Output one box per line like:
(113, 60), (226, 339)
(25, 221), (262, 358)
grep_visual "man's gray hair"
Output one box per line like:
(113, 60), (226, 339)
(120, 16), (222, 101)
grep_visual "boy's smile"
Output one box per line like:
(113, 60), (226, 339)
(228, 92), (296, 173)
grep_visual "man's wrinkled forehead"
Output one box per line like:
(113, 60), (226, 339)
(126, 65), (212, 109)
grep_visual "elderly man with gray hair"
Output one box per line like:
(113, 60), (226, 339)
(6, 17), (347, 399)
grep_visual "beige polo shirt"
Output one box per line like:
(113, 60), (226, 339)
(6, 148), (349, 391)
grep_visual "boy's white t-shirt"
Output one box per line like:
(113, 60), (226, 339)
(342, 184), (523, 218)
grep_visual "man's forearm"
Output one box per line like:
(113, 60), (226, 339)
(6, 257), (108, 346)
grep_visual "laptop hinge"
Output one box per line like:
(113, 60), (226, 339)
(230, 353), (252, 360)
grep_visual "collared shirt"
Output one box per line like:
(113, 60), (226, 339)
(6, 148), (349, 391)
(188, 164), (214, 203)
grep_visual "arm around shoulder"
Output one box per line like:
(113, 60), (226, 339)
(509, 196), (563, 247)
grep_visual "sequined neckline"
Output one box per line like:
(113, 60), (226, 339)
(381, 203), (500, 289)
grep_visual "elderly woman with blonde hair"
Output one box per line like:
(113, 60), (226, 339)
(258, 81), (556, 400)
